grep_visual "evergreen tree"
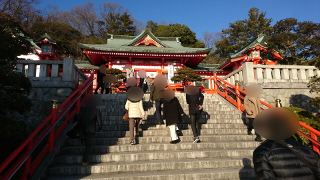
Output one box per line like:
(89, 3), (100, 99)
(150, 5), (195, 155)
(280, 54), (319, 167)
(171, 67), (202, 86)
(262, 18), (320, 65)
(214, 7), (273, 58)
(105, 12), (136, 36)
(153, 23), (205, 48)
(146, 20), (158, 32)
(0, 12), (33, 162)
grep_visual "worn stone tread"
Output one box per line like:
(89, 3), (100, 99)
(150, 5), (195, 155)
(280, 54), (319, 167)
(44, 167), (256, 180)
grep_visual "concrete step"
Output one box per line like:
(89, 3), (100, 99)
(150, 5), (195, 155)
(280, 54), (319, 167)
(93, 128), (249, 138)
(100, 117), (243, 126)
(100, 114), (241, 121)
(65, 135), (255, 146)
(60, 141), (260, 154)
(96, 123), (247, 131)
(47, 157), (254, 175)
(55, 148), (255, 164)
(44, 167), (256, 180)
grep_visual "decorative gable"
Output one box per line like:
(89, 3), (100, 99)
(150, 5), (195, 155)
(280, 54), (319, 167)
(133, 35), (163, 47)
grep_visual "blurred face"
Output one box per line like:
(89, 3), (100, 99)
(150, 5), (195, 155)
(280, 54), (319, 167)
(253, 107), (299, 140)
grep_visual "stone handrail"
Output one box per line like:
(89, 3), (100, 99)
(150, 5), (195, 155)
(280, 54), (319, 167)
(222, 67), (244, 86)
(223, 62), (320, 86)
(16, 58), (87, 88)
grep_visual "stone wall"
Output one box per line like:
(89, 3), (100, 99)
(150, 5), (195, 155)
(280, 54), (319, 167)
(257, 82), (319, 113)
(10, 58), (88, 134)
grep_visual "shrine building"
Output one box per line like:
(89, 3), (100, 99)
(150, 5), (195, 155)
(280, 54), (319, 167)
(219, 33), (282, 71)
(78, 28), (221, 81)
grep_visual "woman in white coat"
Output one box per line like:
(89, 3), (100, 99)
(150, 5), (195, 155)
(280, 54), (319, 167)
(125, 98), (145, 145)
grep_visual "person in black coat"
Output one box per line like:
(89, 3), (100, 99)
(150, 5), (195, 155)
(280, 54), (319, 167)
(138, 77), (147, 93)
(253, 138), (320, 180)
(75, 102), (102, 167)
(186, 89), (204, 143)
(163, 94), (184, 144)
(95, 70), (106, 94)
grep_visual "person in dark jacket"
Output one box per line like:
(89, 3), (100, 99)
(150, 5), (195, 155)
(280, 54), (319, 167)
(150, 83), (165, 125)
(186, 88), (204, 143)
(163, 90), (184, 144)
(95, 70), (106, 94)
(253, 107), (320, 180)
(138, 77), (147, 93)
(253, 138), (320, 180)
(76, 97), (102, 167)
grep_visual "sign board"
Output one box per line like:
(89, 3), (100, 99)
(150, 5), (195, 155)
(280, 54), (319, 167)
(167, 65), (174, 83)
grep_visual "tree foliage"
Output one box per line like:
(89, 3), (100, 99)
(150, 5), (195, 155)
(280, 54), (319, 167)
(171, 67), (202, 83)
(0, 13), (32, 161)
(146, 20), (158, 33)
(214, 7), (273, 58)
(307, 75), (320, 108)
(31, 19), (83, 59)
(0, 12), (33, 116)
(283, 107), (320, 147)
(262, 18), (320, 65)
(105, 68), (122, 75)
(153, 23), (205, 48)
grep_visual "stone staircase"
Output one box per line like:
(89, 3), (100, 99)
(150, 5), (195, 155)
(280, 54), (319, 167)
(43, 93), (259, 180)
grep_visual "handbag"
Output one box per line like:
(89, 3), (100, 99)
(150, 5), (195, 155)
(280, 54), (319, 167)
(123, 110), (129, 121)
(275, 140), (316, 177)
(67, 122), (85, 140)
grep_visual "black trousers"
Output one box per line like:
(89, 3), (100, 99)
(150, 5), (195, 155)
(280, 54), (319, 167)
(95, 81), (105, 94)
(247, 118), (261, 136)
(190, 110), (201, 137)
(82, 132), (94, 162)
(155, 99), (163, 123)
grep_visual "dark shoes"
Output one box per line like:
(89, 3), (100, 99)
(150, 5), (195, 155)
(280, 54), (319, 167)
(170, 139), (180, 144)
(193, 137), (200, 143)
(82, 162), (89, 167)
(130, 141), (134, 145)
(247, 130), (253, 135)
(176, 130), (183, 136)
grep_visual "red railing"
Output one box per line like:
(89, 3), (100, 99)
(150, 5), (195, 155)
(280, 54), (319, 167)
(203, 75), (320, 154)
(0, 74), (94, 180)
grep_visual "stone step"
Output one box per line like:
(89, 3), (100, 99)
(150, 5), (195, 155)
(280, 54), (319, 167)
(65, 135), (255, 146)
(96, 123), (247, 131)
(47, 157), (254, 176)
(55, 148), (255, 164)
(82, 128), (248, 138)
(100, 117), (243, 125)
(44, 167), (256, 180)
(60, 141), (260, 154)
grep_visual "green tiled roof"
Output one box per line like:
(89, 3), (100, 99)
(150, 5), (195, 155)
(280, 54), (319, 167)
(78, 28), (211, 54)
(34, 33), (57, 43)
(230, 33), (267, 58)
(193, 63), (222, 71)
(218, 33), (268, 68)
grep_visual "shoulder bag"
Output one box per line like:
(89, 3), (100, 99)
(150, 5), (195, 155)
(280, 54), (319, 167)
(123, 110), (129, 121)
(275, 140), (316, 177)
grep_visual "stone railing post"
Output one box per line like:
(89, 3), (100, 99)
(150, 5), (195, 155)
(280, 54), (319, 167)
(255, 67), (263, 80)
(272, 68), (281, 80)
(289, 69), (298, 80)
(242, 62), (254, 86)
(281, 68), (290, 80)
(27, 63), (36, 77)
(62, 58), (75, 82)
(297, 69), (307, 80)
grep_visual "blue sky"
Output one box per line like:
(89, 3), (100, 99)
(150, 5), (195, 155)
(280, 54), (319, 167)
(36, 0), (319, 39)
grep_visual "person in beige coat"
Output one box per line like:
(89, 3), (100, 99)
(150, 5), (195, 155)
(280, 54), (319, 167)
(125, 99), (145, 145)
(243, 95), (262, 142)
